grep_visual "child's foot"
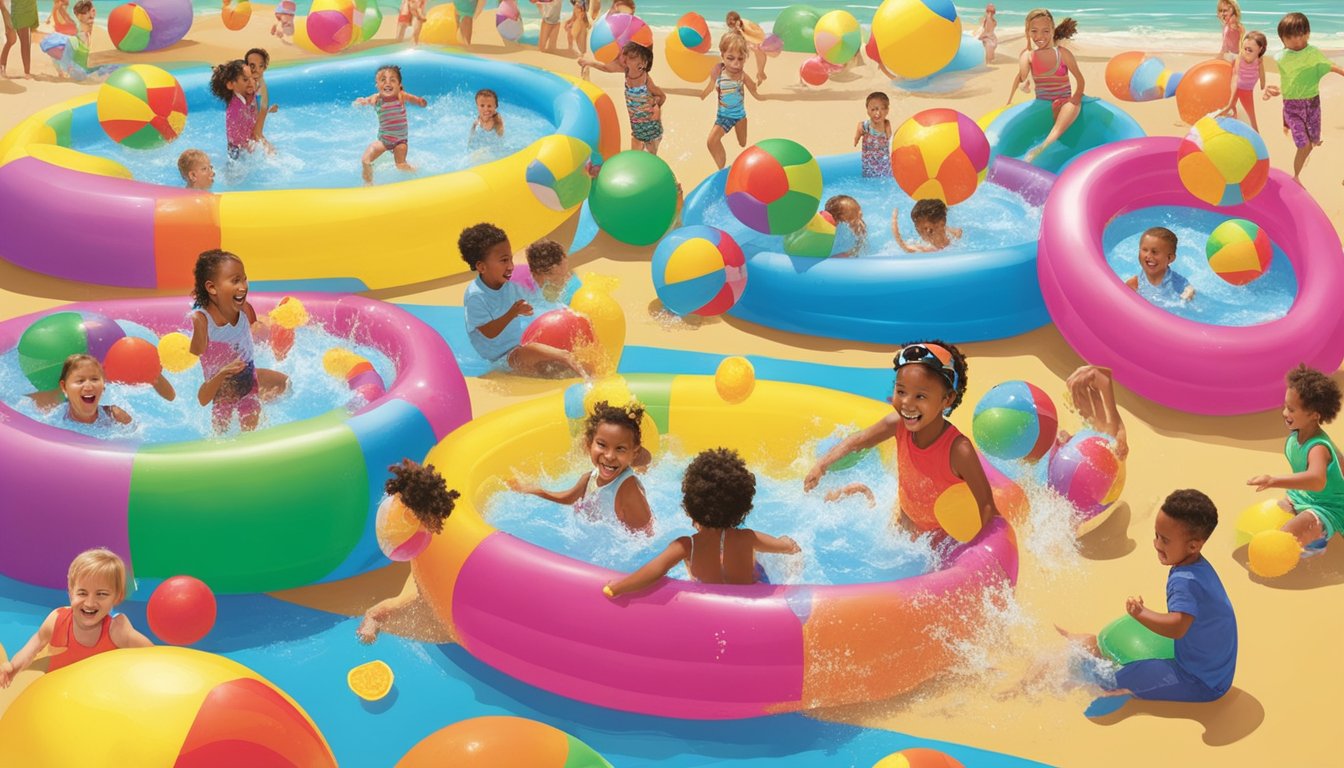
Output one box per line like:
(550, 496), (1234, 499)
(1024, 145), (1044, 163)
(355, 615), (382, 644)
(1301, 537), (1329, 559)
(395, 162), (417, 173)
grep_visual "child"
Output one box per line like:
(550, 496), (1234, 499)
(1064, 490), (1236, 704)
(271, 0), (295, 41)
(189, 249), (289, 433)
(353, 65), (427, 185)
(453, 0), (478, 46)
(459, 223), (587, 378)
(604, 447), (799, 596)
(509, 400), (653, 534)
(975, 3), (998, 65)
(1124, 226), (1194, 303)
(1216, 0), (1244, 61)
(210, 60), (258, 160)
(892, 199), (963, 253)
(1247, 365), (1343, 560)
(1263, 13), (1344, 184)
(395, 0), (425, 45)
(51, 355), (133, 427)
(804, 341), (999, 538)
(46, 0), (74, 35)
(1006, 9), (1083, 163)
(725, 11), (769, 83)
(824, 194), (866, 258)
(245, 48), (279, 149)
(469, 88), (504, 145)
(1063, 364), (1129, 460)
(524, 238), (578, 305)
(855, 91), (892, 178)
(532, 0), (562, 52)
(700, 32), (760, 169)
(178, 149), (215, 190)
(579, 42), (665, 154)
(1220, 31), (1267, 132)
(0, 548), (152, 687)
(565, 0), (599, 55)
(2, 0), (35, 80)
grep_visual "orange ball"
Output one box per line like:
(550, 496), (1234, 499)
(396, 716), (611, 767)
(872, 747), (966, 768)
(1175, 58), (1233, 125)
(102, 336), (162, 384)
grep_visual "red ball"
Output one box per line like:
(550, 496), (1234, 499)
(519, 309), (595, 352)
(800, 55), (831, 86)
(102, 336), (162, 384)
(147, 575), (217, 645)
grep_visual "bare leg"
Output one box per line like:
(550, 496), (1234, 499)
(706, 125), (728, 169)
(392, 142), (416, 173)
(1292, 144), (1312, 183)
(733, 118), (749, 148)
(507, 342), (586, 378)
(1055, 624), (1102, 657)
(0, 10), (16, 75)
(459, 15), (473, 45)
(361, 141), (387, 184)
(1282, 508), (1325, 547)
(17, 27), (30, 77)
(395, 21), (407, 42)
(753, 49), (766, 82)
(256, 368), (289, 399)
(1026, 100), (1081, 162)
(357, 575), (421, 644)
(643, 136), (661, 155)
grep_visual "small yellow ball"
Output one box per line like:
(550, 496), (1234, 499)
(323, 348), (364, 379)
(715, 356), (755, 404)
(268, 296), (310, 330)
(156, 332), (198, 373)
(933, 482), (983, 543)
(1248, 529), (1301, 578)
(583, 375), (635, 415)
(1234, 499), (1293, 548)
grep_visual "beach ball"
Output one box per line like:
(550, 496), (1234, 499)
(589, 150), (678, 246)
(1234, 499), (1293, 547)
(495, 0), (522, 41)
(873, 748), (966, 768)
(348, 660), (394, 701)
(307, 0), (356, 53)
(526, 135), (592, 212)
(816, 436), (872, 472)
(396, 716), (612, 768)
(375, 495), (432, 561)
(589, 12), (653, 65)
(726, 138), (823, 235)
(651, 226), (747, 317)
(891, 108), (990, 206)
(147, 576), (217, 645)
(102, 337), (162, 385)
(665, 31), (717, 83)
(1206, 218), (1272, 285)
(323, 347), (364, 378)
(108, 3), (153, 52)
(520, 308), (596, 351)
(871, 0), (961, 80)
(345, 356), (386, 402)
(715, 356), (755, 404)
(1248, 529), (1301, 578)
(1177, 116), (1269, 207)
(1104, 51), (1182, 102)
(813, 10), (860, 66)
(222, 0), (252, 31)
(569, 277), (627, 376)
(0, 647), (336, 767)
(17, 311), (126, 391)
(351, 0), (382, 43)
(932, 482), (982, 542)
(268, 295), (310, 329)
(676, 11), (710, 52)
(1048, 434), (1125, 520)
(1096, 614), (1173, 665)
(96, 65), (188, 149)
(972, 380), (1058, 463)
(773, 4), (821, 53)
(157, 331), (198, 372)
(1175, 58), (1233, 125)
(419, 3), (458, 45)
(783, 210), (837, 258)
(799, 54), (838, 86)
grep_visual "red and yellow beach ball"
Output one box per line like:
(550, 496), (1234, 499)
(891, 108), (990, 206)
(1177, 116), (1269, 207)
(96, 64), (187, 149)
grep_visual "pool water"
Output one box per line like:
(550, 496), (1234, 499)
(485, 432), (943, 586)
(0, 323), (397, 443)
(1103, 207), (1298, 327)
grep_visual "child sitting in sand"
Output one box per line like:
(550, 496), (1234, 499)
(354, 65), (427, 185)
(1263, 12), (1344, 183)
(524, 238), (578, 305)
(892, 199), (963, 253)
(1124, 226), (1194, 303)
(579, 42), (665, 154)
(824, 195), (866, 258)
(1006, 9), (1083, 163)
(855, 91), (892, 178)
(0, 548), (153, 687)
(604, 447), (800, 596)
(1220, 31), (1267, 132)
(179, 149), (215, 191)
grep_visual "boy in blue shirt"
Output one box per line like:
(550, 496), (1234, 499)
(1125, 227), (1195, 304)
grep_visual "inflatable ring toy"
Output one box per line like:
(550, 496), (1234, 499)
(1037, 137), (1344, 415)
(0, 295), (471, 593)
(414, 374), (1021, 718)
(0, 51), (619, 291)
(680, 154), (1056, 344)
(980, 95), (1145, 174)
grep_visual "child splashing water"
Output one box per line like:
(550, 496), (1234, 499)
(210, 60), (258, 160)
(354, 65), (428, 185)
(892, 199), (963, 253)
(824, 194), (866, 258)
(1006, 8), (1083, 164)
(701, 32), (760, 169)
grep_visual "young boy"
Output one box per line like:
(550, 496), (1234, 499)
(1125, 226), (1195, 303)
(1263, 13), (1343, 183)
(178, 149), (215, 191)
(395, 0), (426, 46)
(892, 199), (963, 253)
(524, 238), (577, 305)
(459, 223), (586, 377)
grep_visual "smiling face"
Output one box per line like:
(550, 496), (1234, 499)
(588, 421), (639, 484)
(475, 240), (514, 289)
(1137, 233), (1175, 283)
(1027, 14), (1054, 49)
(376, 68), (401, 97)
(206, 258), (249, 317)
(476, 94), (497, 122)
(68, 573), (120, 632)
(891, 364), (955, 436)
(1153, 510), (1201, 567)
(60, 359), (106, 423)
(76, 6), (95, 26)
(1283, 386), (1323, 435)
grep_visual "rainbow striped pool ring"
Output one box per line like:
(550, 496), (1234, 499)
(413, 375), (1021, 719)
(0, 51), (619, 291)
(0, 295), (471, 593)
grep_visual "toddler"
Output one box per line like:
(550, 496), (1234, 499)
(1124, 226), (1194, 303)
(178, 149), (215, 191)
(893, 199), (962, 253)
(1263, 13), (1344, 183)
(975, 3), (998, 64)
(0, 548), (152, 687)
(700, 32), (760, 169)
(604, 447), (799, 596)
(824, 194), (866, 258)
(354, 65), (427, 185)
(725, 11), (769, 83)
(1006, 9), (1083, 163)
(271, 0), (295, 40)
(855, 91), (892, 178)
(524, 238), (578, 305)
(395, 0), (426, 45)
(210, 59), (258, 160)
(1217, 0), (1244, 61)
(1220, 31), (1267, 131)
(469, 88), (504, 147)
(580, 42), (665, 153)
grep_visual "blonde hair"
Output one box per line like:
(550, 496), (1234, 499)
(719, 31), (749, 58)
(177, 149), (208, 181)
(1024, 8), (1077, 42)
(1218, 0), (1242, 22)
(68, 548), (128, 602)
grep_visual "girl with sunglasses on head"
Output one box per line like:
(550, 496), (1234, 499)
(804, 340), (999, 538)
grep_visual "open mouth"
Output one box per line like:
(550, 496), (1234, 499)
(80, 394), (97, 404)
(899, 409), (922, 426)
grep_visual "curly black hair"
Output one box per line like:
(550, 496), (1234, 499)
(1162, 489), (1218, 540)
(376, 64), (404, 85)
(525, 239), (566, 274)
(682, 447), (755, 529)
(385, 459), (459, 534)
(192, 249), (244, 309)
(458, 223), (509, 269)
(209, 59), (249, 104)
(585, 400), (643, 446)
(894, 339), (969, 413)
(1287, 364), (1341, 423)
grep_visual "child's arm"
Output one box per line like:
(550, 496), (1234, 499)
(604, 538), (691, 598)
(1006, 51), (1030, 104)
(0, 610), (58, 688)
(699, 65), (721, 100)
(151, 373), (177, 402)
(1249, 444), (1332, 492)
(949, 435), (998, 530)
(1061, 47), (1085, 103)
(402, 91), (428, 108)
(243, 301), (269, 342)
(197, 360), (247, 406)
(495, 113), (505, 135)
(1124, 275), (1140, 291)
(1257, 58), (1266, 91)
(1181, 284), (1195, 302)
(1125, 595), (1194, 640)
(108, 406), (133, 425)
(854, 121), (865, 147)
(743, 72), (761, 100)
(590, 0), (600, 19)
(189, 310), (209, 356)
(1065, 365), (1128, 460)
(648, 76), (667, 108)
(507, 472), (588, 505)
(108, 614), (154, 648)
(614, 476), (653, 535)
(352, 93), (378, 107)
(753, 530), (801, 555)
(890, 209), (932, 253)
(576, 56), (625, 74)
(1221, 62), (1242, 114)
(476, 299), (533, 339)
(804, 414), (895, 491)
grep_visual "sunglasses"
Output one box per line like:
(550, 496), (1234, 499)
(894, 344), (959, 391)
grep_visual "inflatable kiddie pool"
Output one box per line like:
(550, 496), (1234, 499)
(0, 50), (619, 291)
(980, 95), (1145, 174)
(1038, 137), (1344, 415)
(0, 295), (471, 593)
(679, 154), (1055, 344)
(413, 374), (1023, 719)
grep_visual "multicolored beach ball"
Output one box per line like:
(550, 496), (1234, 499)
(972, 380), (1058, 463)
(812, 10), (861, 66)
(17, 311), (127, 391)
(589, 12), (653, 64)
(891, 108), (990, 205)
(1048, 434), (1126, 520)
(652, 226), (747, 317)
(525, 135), (592, 211)
(1177, 116), (1269, 206)
(1206, 218), (1272, 285)
(96, 64), (187, 149)
(375, 495), (432, 561)
(725, 138), (822, 235)
(676, 11), (710, 52)
(351, 0), (382, 44)
(783, 210), (837, 258)
(307, 0), (356, 54)
(495, 0), (522, 42)
(108, 3), (153, 53)
(870, 0), (961, 80)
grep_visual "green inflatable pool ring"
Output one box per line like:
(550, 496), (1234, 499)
(1097, 614), (1175, 665)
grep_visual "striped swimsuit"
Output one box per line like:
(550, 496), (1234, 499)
(376, 93), (409, 150)
(1030, 46), (1072, 108)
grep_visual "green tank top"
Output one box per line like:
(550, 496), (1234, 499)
(1284, 431), (1344, 523)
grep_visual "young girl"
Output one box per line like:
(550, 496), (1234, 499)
(565, 0), (598, 54)
(2, 0), (35, 80)
(245, 48), (279, 148)
(825, 194), (866, 258)
(700, 32), (760, 169)
(725, 11), (769, 84)
(353, 65), (427, 185)
(271, 0), (295, 41)
(210, 60), (258, 160)
(1217, 0), (1244, 61)
(854, 91), (892, 178)
(1220, 31), (1267, 132)
(469, 88), (504, 146)
(0, 548), (152, 687)
(189, 249), (289, 433)
(579, 42), (665, 154)
(46, 0), (74, 35)
(804, 341), (999, 538)
(604, 447), (800, 596)
(509, 400), (653, 534)
(1006, 9), (1083, 164)
(1248, 365), (1344, 561)
(395, 0), (426, 45)
(975, 4), (998, 65)
(54, 355), (133, 427)
(532, 0), (562, 52)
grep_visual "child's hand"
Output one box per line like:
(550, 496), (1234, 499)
(506, 477), (539, 495)
(650, 102), (662, 121)
(1247, 474), (1274, 491)
(802, 464), (825, 492)
(1125, 596), (1145, 617)
(218, 359), (247, 379)
(0, 661), (14, 688)
(1264, 85), (1280, 99)
(268, 104), (279, 114)
(778, 535), (801, 554)
(511, 299), (534, 317)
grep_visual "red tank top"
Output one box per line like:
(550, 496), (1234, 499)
(47, 607), (119, 672)
(895, 420), (967, 531)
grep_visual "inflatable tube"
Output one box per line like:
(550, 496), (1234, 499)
(0, 51), (614, 291)
(981, 95), (1144, 174)
(138, 0), (194, 51)
(414, 375), (1021, 719)
(1038, 137), (1344, 415)
(680, 153), (1055, 343)
(0, 295), (471, 593)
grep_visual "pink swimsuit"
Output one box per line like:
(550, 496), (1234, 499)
(1030, 47), (1072, 107)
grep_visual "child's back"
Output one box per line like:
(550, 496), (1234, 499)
(684, 527), (774, 584)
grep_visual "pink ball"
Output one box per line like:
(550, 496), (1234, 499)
(147, 575), (217, 646)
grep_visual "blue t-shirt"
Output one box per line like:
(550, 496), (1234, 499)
(464, 276), (526, 362)
(1136, 267), (1190, 304)
(1167, 556), (1237, 695)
